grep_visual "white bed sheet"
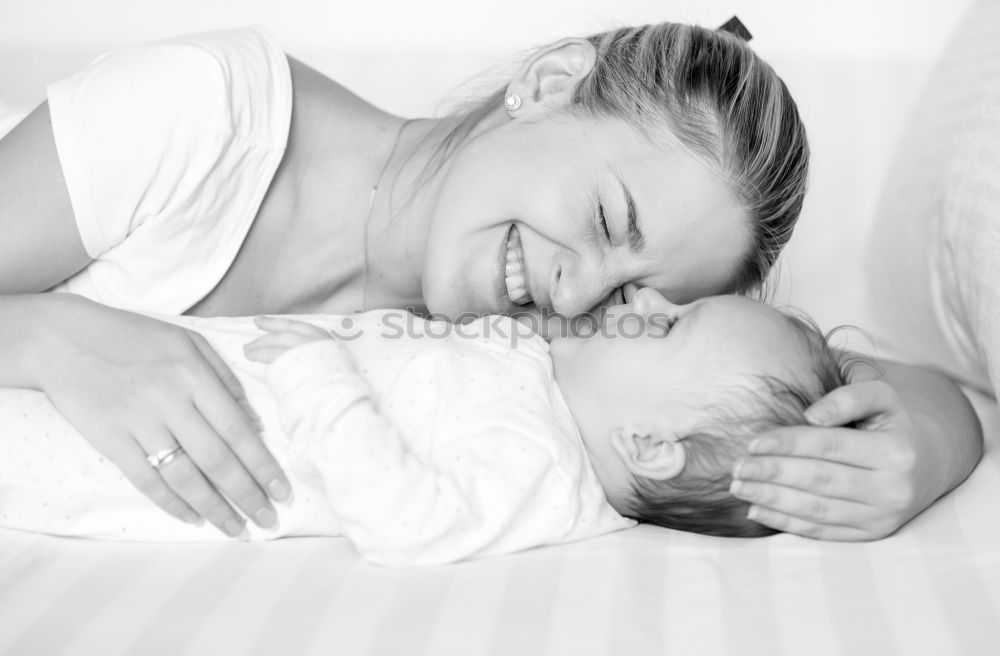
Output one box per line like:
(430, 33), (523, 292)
(1, 388), (998, 656)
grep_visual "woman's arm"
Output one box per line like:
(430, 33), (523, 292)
(0, 103), (90, 292)
(729, 357), (983, 540)
(0, 104), (290, 536)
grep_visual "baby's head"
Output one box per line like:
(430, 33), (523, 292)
(549, 288), (849, 537)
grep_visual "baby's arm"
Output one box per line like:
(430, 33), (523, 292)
(246, 318), (569, 566)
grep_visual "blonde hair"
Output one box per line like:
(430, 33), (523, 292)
(425, 22), (808, 296)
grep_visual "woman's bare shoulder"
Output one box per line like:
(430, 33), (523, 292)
(187, 57), (395, 317)
(278, 56), (396, 195)
(286, 56), (393, 137)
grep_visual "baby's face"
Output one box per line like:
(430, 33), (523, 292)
(550, 289), (812, 468)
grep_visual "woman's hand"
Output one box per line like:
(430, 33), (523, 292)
(244, 316), (333, 364)
(30, 295), (291, 538)
(729, 380), (944, 541)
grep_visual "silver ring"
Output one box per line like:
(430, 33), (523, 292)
(146, 445), (185, 470)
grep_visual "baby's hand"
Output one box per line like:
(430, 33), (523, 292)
(244, 316), (333, 364)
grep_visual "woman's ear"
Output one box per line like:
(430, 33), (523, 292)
(609, 428), (687, 481)
(507, 38), (597, 115)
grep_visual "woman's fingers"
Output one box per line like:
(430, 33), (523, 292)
(128, 421), (249, 536)
(191, 333), (290, 503)
(731, 451), (906, 540)
(733, 455), (873, 502)
(190, 331), (249, 404)
(171, 398), (280, 530)
(190, 333), (262, 428)
(739, 424), (921, 541)
(744, 506), (875, 542)
(154, 332), (286, 534)
(740, 377), (927, 541)
(112, 437), (202, 526)
(133, 427), (250, 538)
(804, 380), (897, 427)
(154, 451), (249, 538)
(195, 375), (291, 505)
(748, 425), (894, 468)
(729, 479), (873, 528)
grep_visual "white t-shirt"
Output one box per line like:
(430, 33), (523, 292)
(46, 27), (292, 314)
(0, 312), (634, 567)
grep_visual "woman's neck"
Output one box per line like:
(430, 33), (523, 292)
(361, 108), (509, 313)
(356, 117), (441, 313)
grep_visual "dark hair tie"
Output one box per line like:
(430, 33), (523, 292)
(718, 16), (752, 42)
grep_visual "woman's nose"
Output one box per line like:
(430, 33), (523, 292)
(548, 254), (606, 318)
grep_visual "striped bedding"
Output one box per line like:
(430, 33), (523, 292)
(2, 388), (998, 656)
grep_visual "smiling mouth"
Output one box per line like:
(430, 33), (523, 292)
(504, 225), (533, 306)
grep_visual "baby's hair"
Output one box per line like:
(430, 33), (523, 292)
(415, 22), (808, 298)
(625, 312), (863, 537)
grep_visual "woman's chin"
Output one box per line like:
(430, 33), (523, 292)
(423, 286), (482, 320)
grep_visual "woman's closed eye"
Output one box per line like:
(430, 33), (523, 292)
(596, 201), (635, 308)
(599, 202), (612, 242)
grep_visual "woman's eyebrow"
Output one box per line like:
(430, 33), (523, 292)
(612, 168), (647, 253)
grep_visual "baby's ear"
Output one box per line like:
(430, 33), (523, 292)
(610, 428), (686, 481)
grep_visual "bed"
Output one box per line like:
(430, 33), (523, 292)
(1, 387), (998, 655)
(2, 1), (999, 654)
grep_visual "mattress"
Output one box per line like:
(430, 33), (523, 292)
(2, 388), (998, 656)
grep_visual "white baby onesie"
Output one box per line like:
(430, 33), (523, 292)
(0, 312), (634, 566)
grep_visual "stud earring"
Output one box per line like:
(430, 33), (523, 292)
(504, 93), (522, 112)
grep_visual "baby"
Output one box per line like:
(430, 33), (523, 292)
(0, 289), (846, 566)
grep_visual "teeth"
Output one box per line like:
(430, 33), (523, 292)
(504, 227), (532, 305)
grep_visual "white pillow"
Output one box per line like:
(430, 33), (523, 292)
(864, 0), (1000, 397)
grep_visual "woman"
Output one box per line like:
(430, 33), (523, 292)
(0, 22), (981, 541)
